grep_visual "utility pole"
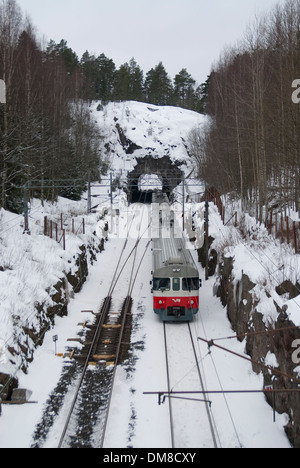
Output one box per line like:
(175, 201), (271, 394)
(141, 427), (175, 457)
(87, 177), (91, 214)
(23, 182), (30, 234)
(110, 172), (113, 206)
(110, 172), (113, 233)
(182, 173), (185, 231)
(205, 199), (209, 281)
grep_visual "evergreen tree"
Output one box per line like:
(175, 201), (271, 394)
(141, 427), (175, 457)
(144, 62), (173, 105)
(128, 58), (144, 101)
(80, 51), (116, 101)
(97, 53), (116, 102)
(47, 39), (79, 74)
(194, 75), (210, 114)
(174, 68), (195, 109)
(80, 50), (99, 99)
(114, 62), (131, 101)
(114, 58), (144, 102)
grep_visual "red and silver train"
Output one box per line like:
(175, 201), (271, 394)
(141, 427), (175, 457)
(151, 193), (201, 322)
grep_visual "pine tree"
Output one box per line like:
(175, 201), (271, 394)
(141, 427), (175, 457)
(97, 53), (116, 102)
(144, 62), (173, 105)
(114, 62), (131, 101)
(174, 68), (195, 109)
(128, 58), (144, 101)
(80, 50), (99, 99)
(47, 39), (79, 74)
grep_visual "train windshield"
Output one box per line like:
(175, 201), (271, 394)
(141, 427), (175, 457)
(173, 278), (180, 291)
(182, 277), (200, 291)
(153, 278), (171, 291)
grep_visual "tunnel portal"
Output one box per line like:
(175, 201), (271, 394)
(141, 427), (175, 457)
(127, 156), (183, 204)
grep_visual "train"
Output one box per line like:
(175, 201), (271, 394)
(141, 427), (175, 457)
(151, 191), (201, 322)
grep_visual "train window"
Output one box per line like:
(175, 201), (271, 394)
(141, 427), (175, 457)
(182, 278), (200, 291)
(173, 278), (180, 291)
(153, 278), (170, 291)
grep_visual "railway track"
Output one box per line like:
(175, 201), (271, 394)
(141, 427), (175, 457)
(163, 321), (218, 448)
(58, 204), (151, 448)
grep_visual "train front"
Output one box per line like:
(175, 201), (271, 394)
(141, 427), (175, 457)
(152, 258), (200, 322)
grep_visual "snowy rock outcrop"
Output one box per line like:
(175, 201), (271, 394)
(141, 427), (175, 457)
(92, 100), (205, 176)
(0, 199), (108, 391)
(194, 203), (300, 448)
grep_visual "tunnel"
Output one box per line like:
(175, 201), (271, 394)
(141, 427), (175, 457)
(127, 156), (183, 204)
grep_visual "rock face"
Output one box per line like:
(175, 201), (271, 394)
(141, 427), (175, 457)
(66, 245), (88, 294)
(0, 373), (18, 401)
(197, 241), (300, 448)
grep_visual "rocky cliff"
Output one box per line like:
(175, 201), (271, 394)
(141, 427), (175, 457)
(197, 224), (300, 448)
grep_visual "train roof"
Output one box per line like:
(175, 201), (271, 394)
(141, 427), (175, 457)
(153, 234), (199, 278)
(151, 196), (199, 278)
(152, 191), (169, 205)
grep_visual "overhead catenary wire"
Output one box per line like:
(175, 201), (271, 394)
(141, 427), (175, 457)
(197, 336), (300, 384)
(212, 325), (300, 343)
(195, 303), (242, 448)
(187, 323), (219, 449)
(145, 388), (300, 397)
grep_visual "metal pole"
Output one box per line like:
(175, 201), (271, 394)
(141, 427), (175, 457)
(110, 172), (113, 206)
(205, 200), (209, 280)
(87, 178), (91, 214)
(110, 173), (113, 232)
(23, 182), (30, 234)
(182, 174), (185, 231)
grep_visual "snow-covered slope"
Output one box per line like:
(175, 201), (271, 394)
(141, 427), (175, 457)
(0, 197), (109, 378)
(92, 100), (205, 175)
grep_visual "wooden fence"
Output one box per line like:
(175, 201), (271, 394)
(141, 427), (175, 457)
(266, 212), (300, 254)
(43, 214), (86, 250)
(221, 206), (299, 254)
(200, 186), (300, 254)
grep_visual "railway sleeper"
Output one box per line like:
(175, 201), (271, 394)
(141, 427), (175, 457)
(94, 348), (117, 356)
(93, 354), (116, 361)
(102, 324), (122, 330)
(87, 359), (115, 366)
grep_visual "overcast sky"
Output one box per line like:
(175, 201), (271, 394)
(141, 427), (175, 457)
(17, 0), (286, 84)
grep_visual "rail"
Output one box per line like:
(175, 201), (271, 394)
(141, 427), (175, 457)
(162, 321), (218, 448)
(58, 205), (151, 448)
